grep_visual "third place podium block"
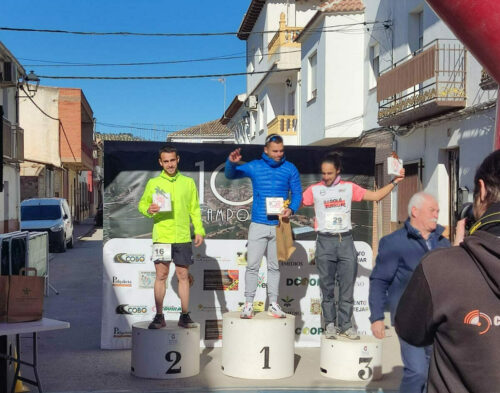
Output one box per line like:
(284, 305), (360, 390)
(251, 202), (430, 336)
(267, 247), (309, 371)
(221, 311), (295, 379)
(320, 334), (382, 381)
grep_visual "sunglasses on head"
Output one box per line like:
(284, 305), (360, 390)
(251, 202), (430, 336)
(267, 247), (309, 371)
(265, 134), (283, 144)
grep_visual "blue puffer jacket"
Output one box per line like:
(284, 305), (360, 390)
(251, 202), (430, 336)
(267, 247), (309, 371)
(225, 153), (302, 225)
(369, 219), (450, 325)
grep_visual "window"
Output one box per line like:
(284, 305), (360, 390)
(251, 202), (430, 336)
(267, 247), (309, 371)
(418, 11), (424, 50)
(248, 49), (255, 73)
(287, 91), (295, 115)
(258, 101), (265, 132)
(256, 47), (262, 63)
(308, 51), (317, 101)
(369, 43), (380, 89)
(409, 9), (424, 53)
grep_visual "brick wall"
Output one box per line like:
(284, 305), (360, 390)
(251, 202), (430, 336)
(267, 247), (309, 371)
(20, 176), (39, 201)
(59, 88), (82, 163)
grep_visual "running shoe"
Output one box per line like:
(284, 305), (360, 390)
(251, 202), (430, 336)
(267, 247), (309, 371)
(148, 314), (166, 329)
(240, 302), (254, 319)
(178, 312), (197, 328)
(338, 327), (360, 340)
(325, 322), (338, 339)
(268, 302), (286, 318)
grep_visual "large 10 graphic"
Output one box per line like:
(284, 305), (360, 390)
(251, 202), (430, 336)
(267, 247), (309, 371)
(194, 161), (252, 206)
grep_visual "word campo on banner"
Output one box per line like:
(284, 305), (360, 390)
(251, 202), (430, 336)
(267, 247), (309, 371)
(206, 208), (250, 223)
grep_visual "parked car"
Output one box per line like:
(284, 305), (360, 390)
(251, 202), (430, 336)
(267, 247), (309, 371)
(20, 198), (74, 252)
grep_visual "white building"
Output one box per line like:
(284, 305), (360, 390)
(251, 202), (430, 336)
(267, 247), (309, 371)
(225, 0), (322, 145)
(0, 42), (26, 233)
(364, 0), (497, 239)
(227, 0), (497, 240)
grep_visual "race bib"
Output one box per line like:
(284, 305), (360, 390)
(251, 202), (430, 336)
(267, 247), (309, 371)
(152, 243), (172, 262)
(266, 197), (284, 214)
(324, 212), (348, 232)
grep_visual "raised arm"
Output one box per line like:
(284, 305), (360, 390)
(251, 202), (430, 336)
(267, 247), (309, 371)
(225, 148), (251, 180)
(363, 168), (405, 202)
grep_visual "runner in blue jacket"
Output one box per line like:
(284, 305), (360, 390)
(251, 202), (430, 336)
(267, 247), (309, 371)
(225, 134), (302, 318)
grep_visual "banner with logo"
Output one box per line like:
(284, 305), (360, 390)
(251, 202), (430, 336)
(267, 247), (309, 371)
(102, 141), (375, 349)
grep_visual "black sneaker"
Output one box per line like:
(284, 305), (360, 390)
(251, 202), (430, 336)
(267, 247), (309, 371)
(148, 314), (166, 329)
(178, 312), (196, 328)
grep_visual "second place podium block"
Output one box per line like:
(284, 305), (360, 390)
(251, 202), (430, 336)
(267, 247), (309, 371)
(131, 321), (200, 379)
(221, 311), (296, 379)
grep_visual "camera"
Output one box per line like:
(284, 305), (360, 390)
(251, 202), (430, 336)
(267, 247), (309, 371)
(457, 202), (475, 231)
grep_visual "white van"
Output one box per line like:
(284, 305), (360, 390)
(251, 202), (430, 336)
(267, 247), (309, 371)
(20, 198), (74, 252)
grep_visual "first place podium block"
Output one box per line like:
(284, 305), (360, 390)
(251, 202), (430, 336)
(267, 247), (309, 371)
(131, 321), (200, 379)
(320, 334), (382, 381)
(221, 311), (295, 379)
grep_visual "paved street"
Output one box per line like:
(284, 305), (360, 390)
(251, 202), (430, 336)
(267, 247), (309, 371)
(11, 222), (403, 393)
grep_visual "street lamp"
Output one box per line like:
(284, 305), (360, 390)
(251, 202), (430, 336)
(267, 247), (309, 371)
(24, 70), (40, 95)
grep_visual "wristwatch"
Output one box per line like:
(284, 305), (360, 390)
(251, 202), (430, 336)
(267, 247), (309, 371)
(390, 179), (398, 187)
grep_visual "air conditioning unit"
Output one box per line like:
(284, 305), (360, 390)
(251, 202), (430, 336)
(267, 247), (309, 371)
(0, 62), (17, 86)
(245, 95), (258, 111)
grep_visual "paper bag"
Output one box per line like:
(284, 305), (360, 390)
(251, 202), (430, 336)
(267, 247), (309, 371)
(276, 217), (296, 262)
(7, 267), (44, 323)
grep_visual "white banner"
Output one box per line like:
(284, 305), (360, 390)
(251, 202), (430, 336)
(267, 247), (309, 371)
(101, 239), (372, 349)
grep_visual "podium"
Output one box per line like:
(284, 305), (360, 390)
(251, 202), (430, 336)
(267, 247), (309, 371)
(221, 311), (295, 379)
(131, 321), (200, 379)
(319, 334), (382, 381)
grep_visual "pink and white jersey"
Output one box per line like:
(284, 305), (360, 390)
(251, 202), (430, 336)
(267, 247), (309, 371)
(302, 180), (367, 233)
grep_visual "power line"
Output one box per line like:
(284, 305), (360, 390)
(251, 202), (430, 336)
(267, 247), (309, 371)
(37, 68), (299, 80)
(21, 52), (247, 67)
(0, 21), (390, 37)
(96, 121), (188, 132)
(20, 46), (308, 68)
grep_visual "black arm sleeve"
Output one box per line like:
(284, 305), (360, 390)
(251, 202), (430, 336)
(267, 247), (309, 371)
(395, 263), (436, 347)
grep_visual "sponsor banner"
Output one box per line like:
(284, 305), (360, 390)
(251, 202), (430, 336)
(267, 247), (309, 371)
(203, 270), (239, 291)
(102, 142), (375, 349)
(101, 239), (372, 348)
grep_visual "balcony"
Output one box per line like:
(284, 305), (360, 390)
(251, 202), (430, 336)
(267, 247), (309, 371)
(377, 39), (466, 127)
(267, 13), (302, 69)
(2, 118), (24, 162)
(267, 115), (297, 135)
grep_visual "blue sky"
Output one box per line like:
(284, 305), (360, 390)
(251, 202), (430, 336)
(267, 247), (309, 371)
(0, 1), (250, 137)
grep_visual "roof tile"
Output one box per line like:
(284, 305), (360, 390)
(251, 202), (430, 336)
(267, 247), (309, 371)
(169, 119), (232, 137)
(319, 0), (365, 13)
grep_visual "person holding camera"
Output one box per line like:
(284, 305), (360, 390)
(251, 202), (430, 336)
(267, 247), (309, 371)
(395, 150), (500, 393)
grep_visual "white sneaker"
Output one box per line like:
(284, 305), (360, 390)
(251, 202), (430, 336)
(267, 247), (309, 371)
(325, 322), (338, 339)
(240, 302), (254, 319)
(338, 327), (360, 340)
(268, 302), (286, 318)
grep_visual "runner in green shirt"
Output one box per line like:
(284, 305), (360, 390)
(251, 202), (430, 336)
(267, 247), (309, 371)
(138, 145), (205, 329)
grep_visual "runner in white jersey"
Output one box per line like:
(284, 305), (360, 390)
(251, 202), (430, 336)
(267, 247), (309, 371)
(302, 152), (404, 339)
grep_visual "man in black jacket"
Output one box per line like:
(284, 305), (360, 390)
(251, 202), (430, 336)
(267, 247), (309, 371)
(395, 150), (500, 393)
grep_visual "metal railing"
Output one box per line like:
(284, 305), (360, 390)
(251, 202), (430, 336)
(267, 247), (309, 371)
(377, 39), (466, 123)
(267, 115), (297, 135)
(268, 13), (302, 58)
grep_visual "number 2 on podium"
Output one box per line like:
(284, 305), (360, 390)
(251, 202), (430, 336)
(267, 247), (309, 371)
(165, 351), (182, 374)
